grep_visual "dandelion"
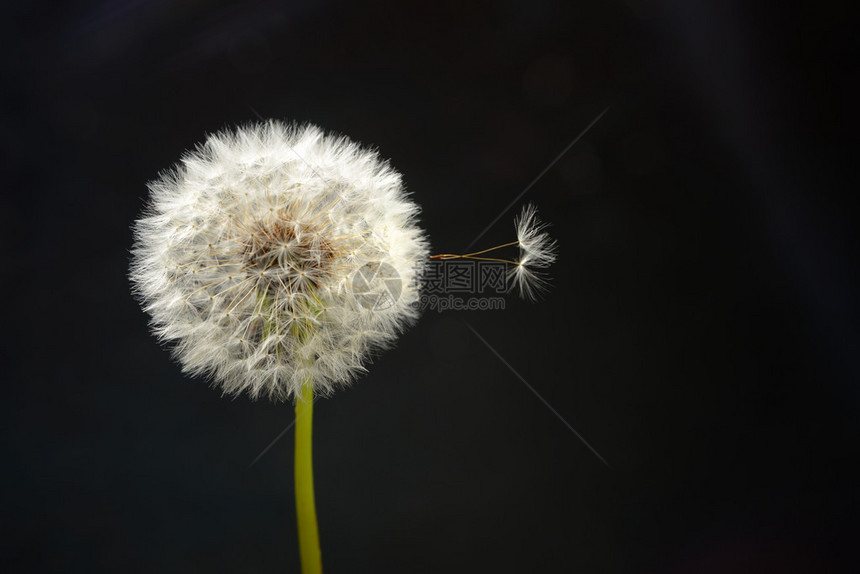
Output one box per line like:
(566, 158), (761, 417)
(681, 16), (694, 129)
(131, 121), (428, 574)
(130, 120), (556, 574)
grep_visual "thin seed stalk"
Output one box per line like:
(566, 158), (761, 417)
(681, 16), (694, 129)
(295, 382), (321, 574)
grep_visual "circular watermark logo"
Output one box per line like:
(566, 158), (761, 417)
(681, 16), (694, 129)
(352, 261), (402, 310)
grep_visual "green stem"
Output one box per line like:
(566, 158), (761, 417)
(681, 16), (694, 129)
(295, 383), (322, 574)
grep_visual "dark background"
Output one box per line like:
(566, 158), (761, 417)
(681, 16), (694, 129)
(3, 1), (858, 572)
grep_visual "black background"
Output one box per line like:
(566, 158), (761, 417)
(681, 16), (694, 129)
(3, 1), (858, 572)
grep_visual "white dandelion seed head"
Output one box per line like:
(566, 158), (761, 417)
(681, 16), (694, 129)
(510, 203), (558, 301)
(130, 121), (429, 401)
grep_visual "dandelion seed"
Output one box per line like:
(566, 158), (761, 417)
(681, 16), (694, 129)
(429, 203), (557, 301)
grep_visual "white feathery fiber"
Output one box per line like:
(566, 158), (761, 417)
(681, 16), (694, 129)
(510, 203), (558, 301)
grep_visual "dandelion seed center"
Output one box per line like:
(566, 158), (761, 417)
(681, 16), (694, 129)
(242, 211), (335, 295)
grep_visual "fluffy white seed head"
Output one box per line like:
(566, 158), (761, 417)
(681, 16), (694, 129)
(130, 121), (429, 401)
(510, 203), (558, 301)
